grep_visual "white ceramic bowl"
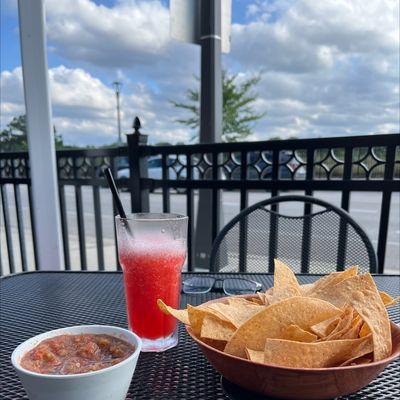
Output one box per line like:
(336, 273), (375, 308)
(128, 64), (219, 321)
(11, 325), (142, 400)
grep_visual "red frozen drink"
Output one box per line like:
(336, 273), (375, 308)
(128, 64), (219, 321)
(120, 241), (186, 339)
(116, 214), (188, 352)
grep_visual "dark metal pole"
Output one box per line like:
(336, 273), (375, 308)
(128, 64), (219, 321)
(194, 0), (223, 268)
(112, 81), (122, 145)
(199, 0), (222, 143)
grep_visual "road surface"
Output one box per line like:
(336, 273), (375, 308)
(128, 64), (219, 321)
(1, 186), (399, 274)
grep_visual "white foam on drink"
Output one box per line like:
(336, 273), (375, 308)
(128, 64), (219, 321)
(119, 233), (186, 261)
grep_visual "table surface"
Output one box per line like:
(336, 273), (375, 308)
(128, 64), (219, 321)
(1, 272), (399, 400)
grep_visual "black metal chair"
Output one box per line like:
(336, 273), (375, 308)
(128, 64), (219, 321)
(210, 195), (377, 274)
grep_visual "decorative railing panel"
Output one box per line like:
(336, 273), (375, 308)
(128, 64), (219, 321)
(1, 131), (399, 276)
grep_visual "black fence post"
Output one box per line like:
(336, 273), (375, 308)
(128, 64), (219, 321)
(127, 117), (149, 213)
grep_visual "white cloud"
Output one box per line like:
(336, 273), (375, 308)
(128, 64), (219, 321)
(2, 0), (398, 145)
(228, 0), (399, 138)
(49, 66), (115, 117)
(45, 0), (170, 67)
(1, 65), (191, 146)
(231, 22), (334, 74)
(232, 0), (398, 72)
(44, 0), (199, 89)
(42, 0), (200, 140)
(286, 0), (397, 54)
(245, 0), (296, 22)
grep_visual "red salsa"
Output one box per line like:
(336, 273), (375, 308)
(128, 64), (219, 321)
(20, 334), (135, 375)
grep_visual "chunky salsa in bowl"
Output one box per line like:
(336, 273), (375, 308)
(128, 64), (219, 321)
(20, 333), (135, 375)
(11, 325), (142, 400)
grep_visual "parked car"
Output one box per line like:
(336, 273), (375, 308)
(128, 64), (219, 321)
(117, 151), (305, 192)
(116, 156), (129, 171)
(223, 151), (306, 180)
(259, 150), (306, 180)
(117, 156), (193, 193)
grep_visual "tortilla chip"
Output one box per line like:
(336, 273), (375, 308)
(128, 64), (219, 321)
(269, 259), (302, 304)
(157, 299), (189, 325)
(265, 294), (274, 305)
(221, 297), (264, 309)
(281, 324), (317, 342)
(187, 304), (235, 336)
(380, 291), (399, 307)
(306, 266), (358, 297)
(265, 287), (274, 295)
(205, 301), (263, 328)
(263, 335), (373, 368)
(300, 283), (315, 295)
(226, 297), (263, 307)
(359, 322), (371, 337)
(178, 264), (394, 367)
(311, 273), (391, 361)
(256, 292), (268, 305)
(246, 295), (265, 305)
(200, 315), (236, 341)
(274, 259), (302, 294)
(339, 316), (364, 340)
(200, 338), (227, 351)
(247, 298), (264, 305)
(324, 306), (354, 341)
(352, 314), (361, 327)
(245, 348), (264, 363)
(310, 316), (340, 338)
(224, 297), (341, 358)
(269, 286), (302, 305)
(187, 305), (203, 335)
(202, 306), (233, 324)
(340, 354), (373, 366)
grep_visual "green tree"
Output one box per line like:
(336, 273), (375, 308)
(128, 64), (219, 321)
(170, 71), (266, 142)
(0, 114), (66, 151)
(0, 115), (28, 151)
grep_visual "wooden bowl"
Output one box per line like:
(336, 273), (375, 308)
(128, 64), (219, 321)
(186, 296), (400, 400)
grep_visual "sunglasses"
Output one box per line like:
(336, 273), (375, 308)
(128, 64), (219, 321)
(182, 277), (262, 296)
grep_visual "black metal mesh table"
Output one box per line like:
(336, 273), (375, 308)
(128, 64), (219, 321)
(1, 272), (399, 399)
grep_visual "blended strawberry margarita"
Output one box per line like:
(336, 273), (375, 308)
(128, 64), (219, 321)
(116, 213), (188, 352)
(119, 238), (186, 340)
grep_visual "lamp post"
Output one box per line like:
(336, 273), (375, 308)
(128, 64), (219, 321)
(112, 81), (122, 145)
(170, 0), (230, 268)
(194, 0), (223, 267)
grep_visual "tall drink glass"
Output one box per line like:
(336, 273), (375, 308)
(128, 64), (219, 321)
(115, 213), (188, 352)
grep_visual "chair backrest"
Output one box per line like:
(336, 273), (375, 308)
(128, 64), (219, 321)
(210, 195), (377, 274)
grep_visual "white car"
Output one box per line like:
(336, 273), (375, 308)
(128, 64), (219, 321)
(117, 156), (191, 192)
(117, 151), (305, 189)
(117, 156), (190, 180)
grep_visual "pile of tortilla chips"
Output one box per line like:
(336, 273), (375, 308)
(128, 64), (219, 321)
(158, 260), (398, 368)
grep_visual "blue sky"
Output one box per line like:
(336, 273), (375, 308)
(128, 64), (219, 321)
(1, 0), (399, 146)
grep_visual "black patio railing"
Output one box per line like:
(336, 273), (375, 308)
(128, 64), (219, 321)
(1, 122), (399, 276)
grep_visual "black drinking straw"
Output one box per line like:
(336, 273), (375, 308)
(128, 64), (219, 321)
(104, 168), (131, 234)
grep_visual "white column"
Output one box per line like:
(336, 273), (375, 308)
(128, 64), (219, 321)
(18, 0), (64, 270)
